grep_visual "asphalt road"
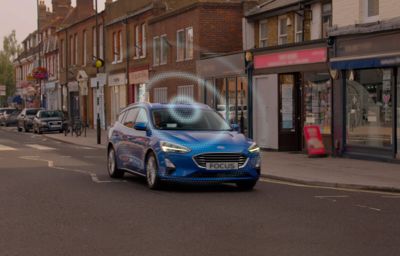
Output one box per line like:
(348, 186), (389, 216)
(1, 127), (400, 256)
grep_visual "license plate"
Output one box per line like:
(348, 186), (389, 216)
(206, 162), (239, 170)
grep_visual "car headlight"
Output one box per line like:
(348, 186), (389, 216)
(160, 141), (191, 153)
(248, 142), (260, 153)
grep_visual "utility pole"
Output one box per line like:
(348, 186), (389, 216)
(37, 0), (42, 108)
(95, 0), (101, 144)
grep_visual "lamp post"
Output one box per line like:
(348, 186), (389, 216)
(95, 0), (101, 145)
(245, 51), (254, 139)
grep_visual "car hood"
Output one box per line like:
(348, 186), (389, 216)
(155, 130), (252, 152)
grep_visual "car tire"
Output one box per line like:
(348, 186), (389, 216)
(145, 152), (162, 190)
(24, 124), (29, 133)
(17, 125), (22, 132)
(236, 180), (257, 191)
(107, 147), (124, 178)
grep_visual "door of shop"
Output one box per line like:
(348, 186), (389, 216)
(278, 73), (301, 151)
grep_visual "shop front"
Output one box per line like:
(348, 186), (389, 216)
(129, 67), (149, 104)
(45, 81), (61, 110)
(108, 73), (127, 124)
(330, 31), (400, 160)
(253, 44), (331, 152)
(197, 53), (249, 136)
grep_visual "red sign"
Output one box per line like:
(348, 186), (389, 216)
(254, 48), (327, 69)
(304, 125), (326, 157)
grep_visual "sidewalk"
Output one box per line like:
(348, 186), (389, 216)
(44, 128), (108, 149)
(44, 129), (400, 193)
(261, 151), (400, 193)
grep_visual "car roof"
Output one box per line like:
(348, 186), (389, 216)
(125, 102), (212, 111)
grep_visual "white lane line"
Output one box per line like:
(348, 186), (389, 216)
(25, 144), (56, 150)
(0, 144), (16, 151)
(19, 156), (125, 184)
(315, 195), (349, 199)
(355, 204), (382, 212)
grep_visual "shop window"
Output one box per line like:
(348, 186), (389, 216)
(397, 68), (400, 158)
(278, 16), (288, 45)
(304, 73), (331, 134)
(346, 68), (393, 148)
(259, 20), (268, 47)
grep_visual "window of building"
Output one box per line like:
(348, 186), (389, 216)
(322, 3), (332, 38)
(69, 36), (74, 65)
(112, 31), (123, 63)
(154, 87), (168, 103)
(60, 39), (65, 68)
(153, 36), (160, 66)
(160, 35), (168, 65)
(278, 16), (288, 45)
(83, 30), (87, 66)
(178, 85), (194, 102)
(177, 29), (185, 61)
(346, 68), (393, 148)
(74, 34), (78, 65)
(364, 0), (379, 22)
(134, 25), (140, 59)
(185, 27), (193, 60)
(259, 20), (268, 47)
(141, 24), (146, 58)
(295, 14), (303, 43)
(92, 26), (97, 58)
(99, 24), (104, 59)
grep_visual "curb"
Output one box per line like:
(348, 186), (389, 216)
(262, 174), (400, 194)
(42, 134), (107, 150)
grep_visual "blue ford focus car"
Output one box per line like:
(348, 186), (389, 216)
(107, 103), (261, 190)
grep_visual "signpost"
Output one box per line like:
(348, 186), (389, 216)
(304, 125), (327, 157)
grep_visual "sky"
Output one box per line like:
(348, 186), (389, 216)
(0, 0), (105, 50)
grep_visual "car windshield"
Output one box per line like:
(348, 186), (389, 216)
(4, 109), (17, 114)
(39, 111), (63, 118)
(26, 109), (40, 115)
(151, 108), (232, 131)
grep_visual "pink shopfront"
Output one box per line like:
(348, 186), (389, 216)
(252, 44), (332, 153)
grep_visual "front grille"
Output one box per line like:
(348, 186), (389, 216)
(193, 153), (247, 168)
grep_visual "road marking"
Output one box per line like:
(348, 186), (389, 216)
(75, 146), (95, 150)
(19, 156), (125, 184)
(261, 178), (400, 196)
(0, 144), (16, 151)
(25, 144), (56, 150)
(315, 195), (349, 199)
(355, 204), (381, 212)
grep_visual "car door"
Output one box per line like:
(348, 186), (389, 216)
(128, 108), (150, 173)
(118, 108), (140, 171)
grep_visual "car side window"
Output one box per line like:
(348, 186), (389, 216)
(123, 108), (139, 128)
(135, 109), (148, 124)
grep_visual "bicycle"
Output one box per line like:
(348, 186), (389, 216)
(63, 118), (84, 137)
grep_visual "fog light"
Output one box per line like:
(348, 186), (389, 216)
(165, 158), (176, 175)
(255, 157), (261, 169)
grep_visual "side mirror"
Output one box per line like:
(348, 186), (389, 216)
(231, 123), (240, 132)
(134, 122), (148, 131)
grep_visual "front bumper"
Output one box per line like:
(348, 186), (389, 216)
(157, 151), (260, 183)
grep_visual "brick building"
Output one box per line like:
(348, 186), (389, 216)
(57, 0), (106, 128)
(244, 0), (332, 152)
(148, 1), (244, 105)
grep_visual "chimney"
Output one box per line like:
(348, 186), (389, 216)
(52, 0), (71, 17)
(76, 0), (94, 10)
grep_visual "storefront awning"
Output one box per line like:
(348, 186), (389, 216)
(330, 55), (400, 70)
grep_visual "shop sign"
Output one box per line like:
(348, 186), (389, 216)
(45, 82), (56, 90)
(255, 48), (327, 69)
(129, 70), (149, 84)
(304, 125), (326, 157)
(108, 73), (126, 86)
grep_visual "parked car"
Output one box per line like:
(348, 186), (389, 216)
(17, 108), (42, 132)
(107, 102), (261, 190)
(0, 108), (20, 126)
(32, 110), (64, 134)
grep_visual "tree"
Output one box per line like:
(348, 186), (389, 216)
(0, 30), (21, 105)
